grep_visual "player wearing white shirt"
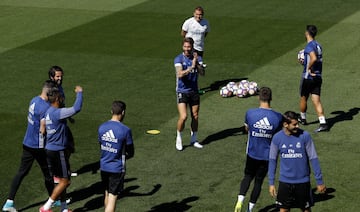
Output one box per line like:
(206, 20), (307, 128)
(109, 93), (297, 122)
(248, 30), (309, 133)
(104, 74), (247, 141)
(181, 6), (210, 56)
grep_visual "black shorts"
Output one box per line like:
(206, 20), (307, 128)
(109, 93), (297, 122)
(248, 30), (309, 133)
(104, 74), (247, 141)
(244, 155), (268, 179)
(300, 78), (322, 97)
(46, 149), (71, 179)
(177, 92), (200, 106)
(276, 181), (312, 210)
(101, 171), (125, 195)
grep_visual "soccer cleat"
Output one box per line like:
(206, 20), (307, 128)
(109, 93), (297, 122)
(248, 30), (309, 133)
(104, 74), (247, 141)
(53, 199), (71, 207)
(2, 202), (17, 212)
(39, 206), (53, 212)
(298, 118), (307, 125)
(176, 138), (183, 151)
(191, 141), (203, 149)
(315, 124), (329, 132)
(234, 201), (242, 212)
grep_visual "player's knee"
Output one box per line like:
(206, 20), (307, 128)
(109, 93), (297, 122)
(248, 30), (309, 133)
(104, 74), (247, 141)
(179, 114), (187, 121)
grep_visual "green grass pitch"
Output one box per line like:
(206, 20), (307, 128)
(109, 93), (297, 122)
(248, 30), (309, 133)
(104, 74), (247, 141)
(0, 0), (360, 211)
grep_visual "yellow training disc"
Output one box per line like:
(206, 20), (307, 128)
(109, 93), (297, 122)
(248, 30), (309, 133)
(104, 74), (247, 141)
(146, 129), (160, 135)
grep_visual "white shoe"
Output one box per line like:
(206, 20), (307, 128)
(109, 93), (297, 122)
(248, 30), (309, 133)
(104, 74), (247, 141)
(176, 138), (183, 151)
(191, 141), (203, 149)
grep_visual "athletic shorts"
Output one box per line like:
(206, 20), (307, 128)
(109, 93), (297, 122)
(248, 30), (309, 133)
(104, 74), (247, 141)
(101, 171), (125, 195)
(177, 91), (200, 106)
(300, 78), (322, 97)
(46, 149), (71, 179)
(244, 155), (268, 179)
(276, 181), (312, 210)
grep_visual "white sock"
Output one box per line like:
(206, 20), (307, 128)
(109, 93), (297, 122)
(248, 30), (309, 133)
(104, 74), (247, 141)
(43, 198), (55, 210)
(300, 112), (306, 120)
(319, 116), (326, 124)
(248, 202), (255, 211)
(176, 131), (182, 140)
(190, 131), (197, 143)
(237, 195), (245, 202)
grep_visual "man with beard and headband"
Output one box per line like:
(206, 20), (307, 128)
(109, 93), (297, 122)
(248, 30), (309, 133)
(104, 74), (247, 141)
(181, 6), (210, 57)
(174, 37), (205, 151)
(268, 111), (326, 212)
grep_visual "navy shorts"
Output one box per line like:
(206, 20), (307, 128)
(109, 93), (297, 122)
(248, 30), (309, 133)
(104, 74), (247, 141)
(46, 149), (71, 179)
(300, 78), (322, 97)
(177, 92), (200, 106)
(276, 181), (312, 210)
(101, 171), (125, 195)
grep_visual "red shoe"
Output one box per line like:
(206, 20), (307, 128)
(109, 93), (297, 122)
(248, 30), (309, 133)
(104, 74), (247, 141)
(39, 206), (53, 212)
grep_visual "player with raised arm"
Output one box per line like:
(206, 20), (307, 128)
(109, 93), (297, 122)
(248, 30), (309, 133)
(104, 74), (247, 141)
(40, 86), (83, 212)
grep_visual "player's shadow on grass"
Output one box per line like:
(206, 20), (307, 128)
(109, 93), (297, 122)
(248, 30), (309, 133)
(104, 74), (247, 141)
(74, 161), (100, 175)
(258, 187), (336, 212)
(71, 182), (161, 212)
(199, 78), (248, 93)
(307, 107), (360, 130)
(201, 126), (246, 145)
(148, 196), (199, 212)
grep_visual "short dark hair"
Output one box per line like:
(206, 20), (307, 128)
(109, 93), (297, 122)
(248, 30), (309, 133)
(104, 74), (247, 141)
(195, 6), (204, 13)
(47, 87), (61, 104)
(112, 101), (126, 115)
(183, 37), (194, 47)
(48, 65), (63, 79)
(283, 111), (299, 124)
(306, 25), (317, 38)
(43, 80), (57, 92)
(258, 87), (272, 102)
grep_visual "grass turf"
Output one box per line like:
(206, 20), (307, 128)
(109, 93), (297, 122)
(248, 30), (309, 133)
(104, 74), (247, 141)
(0, 0), (360, 211)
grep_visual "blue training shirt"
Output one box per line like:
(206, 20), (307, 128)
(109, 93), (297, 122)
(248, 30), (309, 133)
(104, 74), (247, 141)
(23, 96), (50, 149)
(268, 129), (324, 185)
(174, 53), (203, 93)
(45, 92), (83, 151)
(303, 40), (323, 80)
(245, 108), (283, 161)
(98, 120), (133, 173)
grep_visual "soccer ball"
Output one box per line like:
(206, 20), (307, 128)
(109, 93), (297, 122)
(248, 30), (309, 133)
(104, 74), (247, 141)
(297, 49), (305, 65)
(248, 81), (258, 96)
(220, 86), (232, 97)
(239, 80), (249, 89)
(236, 87), (248, 98)
(226, 81), (236, 92)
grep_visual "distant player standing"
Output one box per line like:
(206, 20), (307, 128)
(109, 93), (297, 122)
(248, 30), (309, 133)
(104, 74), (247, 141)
(40, 86), (83, 212)
(174, 37), (205, 151)
(299, 25), (328, 132)
(234, 87), (282, 212)
(2, 81), (55, 212)
(98, 101), (135, 212)
(181, 6), (210, 57)
(268, 111), (326, 212)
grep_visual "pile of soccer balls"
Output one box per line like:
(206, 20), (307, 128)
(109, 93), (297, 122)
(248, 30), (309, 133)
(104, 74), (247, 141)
(219, 80), (259, 98)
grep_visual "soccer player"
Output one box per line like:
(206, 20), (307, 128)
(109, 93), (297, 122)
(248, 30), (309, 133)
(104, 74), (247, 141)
(234, 87), (283, 212)
(174, 37), (205, 151)
(98, 101), (135, 212)
(268, 111), (327, 212)
(39, 85), (83, 212)
(2, 81), (56, 212)
(181, 6), (210, 57)
(299, 25), (328, 132)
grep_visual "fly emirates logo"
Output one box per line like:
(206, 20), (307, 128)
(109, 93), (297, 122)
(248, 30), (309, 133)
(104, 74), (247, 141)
(281, 148), (303, 159)
(251, 117), (273, 138)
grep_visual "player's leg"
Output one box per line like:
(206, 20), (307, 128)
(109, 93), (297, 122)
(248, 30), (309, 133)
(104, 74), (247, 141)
(189, 92), (202, 148)
(248, 160), (268, 212)
(235, 156), (256, 212)
(310, 78), (328, 132)
(295, 182), (312, 212)
(34, 149), (54, 196)
(105, 194), (117, 212)
(299, 79), (310, 125)
(104, 172), (123, 212)
(3, 146), (35, 211)
(176, 102), (187, 151)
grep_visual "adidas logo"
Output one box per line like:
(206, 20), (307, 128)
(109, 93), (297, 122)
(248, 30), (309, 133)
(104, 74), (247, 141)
(101, 129), (118, 143)
(253, 117), (273, 130)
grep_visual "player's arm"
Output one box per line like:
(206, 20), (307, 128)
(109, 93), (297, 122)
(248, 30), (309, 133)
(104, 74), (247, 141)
(194, 53), (205, 76)
(125, 129), (134, 159)
(181, 30), (187, 37)
(307, 51), (317, 76)
(268, 141), (279, 197)
(59, 86), (83, 119)
(175, 64), (192, 78)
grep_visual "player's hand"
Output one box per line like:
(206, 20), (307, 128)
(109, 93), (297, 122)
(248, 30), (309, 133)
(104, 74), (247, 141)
(74, 86), (83, 93)
(317, 184), (326, 194)
(269, 185), (277, 198)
